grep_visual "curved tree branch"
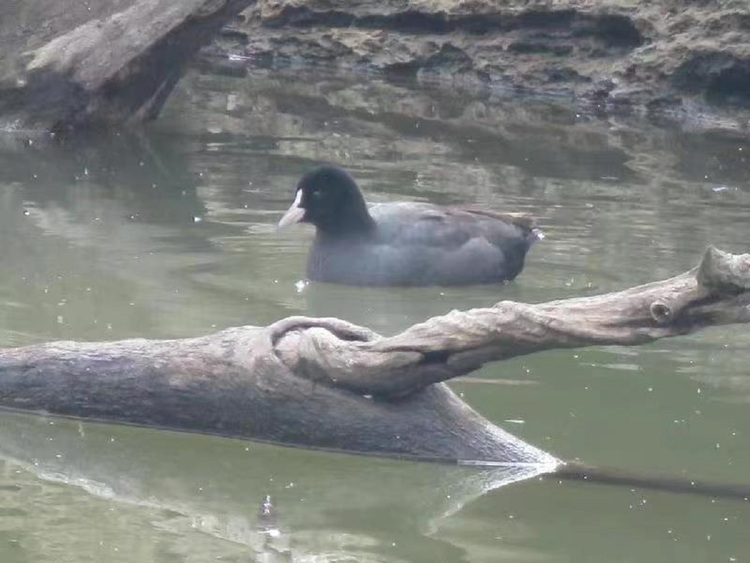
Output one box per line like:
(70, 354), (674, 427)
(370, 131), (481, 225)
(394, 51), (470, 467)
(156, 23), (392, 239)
(273, 246), (750, 397)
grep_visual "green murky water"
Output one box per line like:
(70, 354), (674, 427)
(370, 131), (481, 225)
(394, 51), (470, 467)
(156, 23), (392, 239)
(0, 66), (749, 562)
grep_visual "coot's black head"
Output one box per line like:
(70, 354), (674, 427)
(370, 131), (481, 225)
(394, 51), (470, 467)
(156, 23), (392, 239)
(278, 165), (375, 236)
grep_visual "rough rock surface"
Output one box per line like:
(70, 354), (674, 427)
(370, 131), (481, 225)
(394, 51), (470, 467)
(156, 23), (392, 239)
(205, 0), (750, 129)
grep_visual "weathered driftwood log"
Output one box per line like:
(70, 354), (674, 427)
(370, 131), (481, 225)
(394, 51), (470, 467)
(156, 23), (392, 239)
(0, 0), (253, 130)
(0, 246), (748, 477)
(275, 246), (750, 397)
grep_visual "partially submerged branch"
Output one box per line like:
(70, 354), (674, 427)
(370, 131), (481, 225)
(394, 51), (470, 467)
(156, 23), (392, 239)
(0, 246), (747, 462)
(0, 0), (254, 130)
(274, 246), (750, 397)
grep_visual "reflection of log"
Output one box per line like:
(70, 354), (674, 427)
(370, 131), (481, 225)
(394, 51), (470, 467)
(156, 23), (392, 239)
(0, 247), (748, 468)
(0, 0), (253, 130)
(0, 410), (540, 557)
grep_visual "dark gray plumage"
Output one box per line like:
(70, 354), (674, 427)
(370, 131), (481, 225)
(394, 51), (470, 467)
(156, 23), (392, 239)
(278, 165), (541, 286)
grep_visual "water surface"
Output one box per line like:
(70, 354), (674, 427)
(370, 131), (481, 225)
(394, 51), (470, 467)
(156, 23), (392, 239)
(0, 66), (749, 562)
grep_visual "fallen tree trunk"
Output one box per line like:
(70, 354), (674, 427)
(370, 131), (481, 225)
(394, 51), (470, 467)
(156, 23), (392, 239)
(0, 0), (254, 131)
(0, 246), (748, 469)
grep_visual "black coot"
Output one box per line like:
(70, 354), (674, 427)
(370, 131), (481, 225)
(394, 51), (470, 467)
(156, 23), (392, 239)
(278, 165), (541, 286)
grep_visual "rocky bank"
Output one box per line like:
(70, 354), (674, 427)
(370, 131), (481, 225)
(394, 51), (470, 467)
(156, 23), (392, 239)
(204, 0), (750, 130)
(1, 0), (748, 131)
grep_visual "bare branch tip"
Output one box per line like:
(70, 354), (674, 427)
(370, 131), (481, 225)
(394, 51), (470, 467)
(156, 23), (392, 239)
(696, 246), (750, 293)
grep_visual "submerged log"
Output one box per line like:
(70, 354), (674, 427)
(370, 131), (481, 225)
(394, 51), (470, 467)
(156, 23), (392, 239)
(0, 246), (748, 469)
(0, 0), (253, 131)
